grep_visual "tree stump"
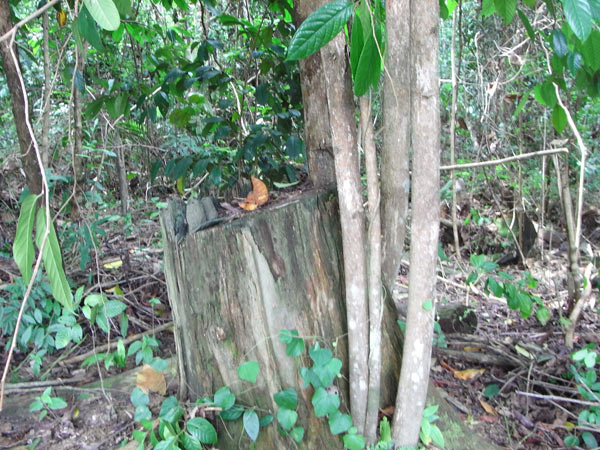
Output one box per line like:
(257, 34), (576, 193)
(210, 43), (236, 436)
(160, 190), (402, 449)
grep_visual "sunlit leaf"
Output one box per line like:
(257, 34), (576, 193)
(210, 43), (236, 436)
(13, 194), (39, 284)
(84, 0), (121, 31)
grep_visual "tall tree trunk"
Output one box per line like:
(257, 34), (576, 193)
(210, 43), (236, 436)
(392, 0), (440, 446)
(293, 0), (336, 188)
(41, 11), (51, 169)
(381, 0), (410, 298)
(0, 0), (42, 194)
(70, 47), (85, 218)
(321, 31), (369, 434)
(360, 94), (383, 444)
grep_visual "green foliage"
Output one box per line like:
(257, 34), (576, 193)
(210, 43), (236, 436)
(420, 404), (445, 448)
(563, 345), (600, 448)
(29, 387), (68, 421)
(468, 255), (550, 324)
(83, 0), (121, 31)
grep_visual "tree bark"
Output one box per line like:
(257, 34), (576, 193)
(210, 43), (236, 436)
(392, 0), (441, 446)
(161, 191), (403, 449)
(360, 95), (383, 444)
(381, 0), (410, 299)
(293, 0), (336, 188)
(321, 31), (369, 434)
(0, 0), (42, 194)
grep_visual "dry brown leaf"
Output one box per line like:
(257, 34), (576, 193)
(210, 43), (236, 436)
(136, 364), (166, 395)
(240, 176), (268, 211)
(453, 367), (485, 380)
(479, 399), (497, 415)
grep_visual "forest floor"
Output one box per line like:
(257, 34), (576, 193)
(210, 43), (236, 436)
(0, 189), (599, 449)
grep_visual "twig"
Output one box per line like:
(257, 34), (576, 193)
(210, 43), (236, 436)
(60, 321), (173, 365)
(440, 148), (568, 171)
(0, 0), (61, 43)
(516, 390), (600, 408)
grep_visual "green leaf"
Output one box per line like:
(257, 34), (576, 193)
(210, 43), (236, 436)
(78, 6), (104, 51)
(567, 51), (583, 74)
(552, 30), (568, 57)
(55, 327), (71, 349)
(13, 194), (39, 284)
(259, 414), (273, 427)
(353, 34), (381, 96)
(563, 0), (593, 41)
(552, 104), (567, 133)
(84, 97), (106, 119)
(83, 0), (121, 31)
(484, 383), (500, 398)
(186, 417), (217, 444)
(582, 431), (598, 448)
(220, 404), (244, 421)
(430, 424), (445, 448)
(277, 407), (298, 431)
(481, 0), (496, 18)
(280, 329), (305, 356)
(343, 430), (365, 450)
(238, 360), (260, 383)
(285, 136), (303, 160)
(517, 9), (535, 40)
(536, 305), (551, 325)
(494, 0), (517, 24)
(112, 0), (131, 16)
(312, 387), (340, 417)
(328, 410), (352, 435)
(104, 299), (126, 318)
(581, 29), (600, 71)
(350, 11), (364, 77)
(213, 387), (236, 410)
(274, 388), (298, 410)
(243, 409), (260, 441)
(487, 277), (504, 297)
(423, 300), (433, 311)
(48, 396), (68, 410)
(130, 387), (149, 407)
(287, 1), (353, 61)
(309, 344), (332, 366)
(35, 209), (74, 312)
(159, 396), (183, 424)
(290, 426), (305, 443)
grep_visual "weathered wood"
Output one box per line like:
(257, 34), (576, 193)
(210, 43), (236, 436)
(161, 190), (402, 449)
(161, 189), (499, 449)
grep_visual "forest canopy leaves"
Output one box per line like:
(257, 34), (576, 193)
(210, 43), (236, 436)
(286, 0), (353, 61)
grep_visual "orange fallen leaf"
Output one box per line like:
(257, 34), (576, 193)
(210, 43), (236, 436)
(453, 367), (485, 380)
(240, 176), (268, 211)
(464, 346), (481, 352)
(136, 364), (166, 395)
(479, 399), (497, 415)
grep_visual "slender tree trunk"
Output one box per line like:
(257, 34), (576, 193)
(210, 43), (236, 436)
(381, 0), (410, 298)
(0, 0), (42, 194)
(392, 0), (440, 446)
(360, 94), (382, 444)
(293, 0), (336, 188)
(321, 31), (369, 434)
(41, 11), (51, 169)
(70, 47), (84, 218)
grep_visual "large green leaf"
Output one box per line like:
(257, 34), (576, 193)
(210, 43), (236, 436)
(35, 209), (74, 312)
(581, 29), (600, 71)
(552, 104), (568, 133)
(83, 0), (121, 31)
(78, 6), (104, 51)
(494, 0), (517, 24)
(13, 194), (40, 284)
(286, 0), (353, 61)
(350, 11), (364, 78)
(563, 0), (593, 41)
(353, 34), (381, 96)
